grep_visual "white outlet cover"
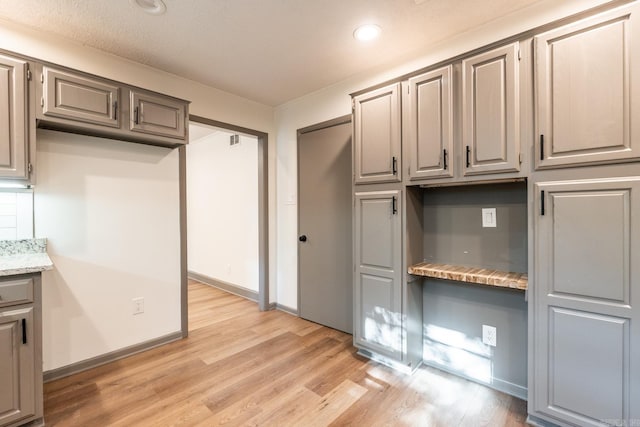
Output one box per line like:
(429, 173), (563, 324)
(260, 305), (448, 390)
(482, 324), (497, 347)
(482, 208), (497, 228)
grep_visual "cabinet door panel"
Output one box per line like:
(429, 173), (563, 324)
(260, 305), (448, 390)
(354, 191), (402, 360)
(0, 54), (28, 179)
(548, 308), (627, 424)
(533, 178), (640, 426)
(407, 66), (453, 180)
(354, 84), (401, 184)
(0, 306), (35, 425)
(535, 5), (640, 168)
(43, 67), (119, 128)
(463, 43), (519, 175)
(130, 91), (186, 139)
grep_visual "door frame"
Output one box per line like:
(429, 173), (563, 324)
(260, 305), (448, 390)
(296, 114), (352, 319)
(181, 115), (269, 337)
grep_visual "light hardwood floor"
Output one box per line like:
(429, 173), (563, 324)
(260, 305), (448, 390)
(43, 280), (528, 426)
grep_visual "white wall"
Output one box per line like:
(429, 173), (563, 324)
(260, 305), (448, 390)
(273, 0), (617, 309)
(187, 130), (259, 292)
(35, 130), (180, 371)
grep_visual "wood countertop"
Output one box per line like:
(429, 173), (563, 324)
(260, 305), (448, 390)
(408, 262), (527, 291)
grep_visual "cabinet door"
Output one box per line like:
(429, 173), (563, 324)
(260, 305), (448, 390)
(406, 66), (454, 180)
(532, 178), (640, 426)
(462, 43), (520, 176)
(0, 54), (28, 180)
(0, 306), (35, 426)
(129, 90), (186, 140)
(42, 66), (120, 128)
(353, 83), (401, 184)
(354, 190), (403, 360)
(535, 4), (640, 169)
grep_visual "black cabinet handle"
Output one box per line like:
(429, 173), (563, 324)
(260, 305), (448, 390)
(392, 196), (397, 215)
(113, 101), (118, 120)
(540, 134), (545, 160)
(540, 190), (545, 216)
(134, 107), (140, 125)
(298, 235), (307, 242)
(466, 146), (471, 168)
(443, 149), (448, 170)
(392, 157), (398, 175)
(22, 318), (27, 344)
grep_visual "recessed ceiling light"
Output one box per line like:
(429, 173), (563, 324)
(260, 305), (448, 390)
(353, 24), (382, 42)
(131, 0), (166, 15)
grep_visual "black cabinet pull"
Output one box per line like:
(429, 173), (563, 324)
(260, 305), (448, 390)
(392, 157), (398, 175)
(540, 190), (545, 216)
(134, 107), (140, 125)
(392, 196), (397, 215)
(540, 135), (544, 160)
(443, 149), (448, 170)
(22, 318), (27, 344)
(113, 101), (118, 120)
(466, 146), (471, 168)
(298, 235), (307, 242)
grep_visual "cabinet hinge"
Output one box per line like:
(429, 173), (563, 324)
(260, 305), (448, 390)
(28, 163), (32, 173)
(517, 49), (522, 61)
(351, 98), (355, 112)
(40, 73), (44, 84)
(40, 97), (44, 107)
(519, 153), (522, 164)
(26, 66), (32, 81)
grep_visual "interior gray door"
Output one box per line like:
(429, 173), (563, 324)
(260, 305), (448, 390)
(298, 118), (352, 333)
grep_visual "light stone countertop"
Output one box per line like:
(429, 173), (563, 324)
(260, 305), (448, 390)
(0, 238), (53, 276)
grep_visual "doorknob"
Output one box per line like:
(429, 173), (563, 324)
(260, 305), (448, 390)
(299, 235), (307, 242)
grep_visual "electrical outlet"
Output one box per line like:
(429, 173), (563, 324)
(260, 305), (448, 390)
(482, 208), (497, 228)
(132, 297), (144, 315)
(482, 324), (497, 347)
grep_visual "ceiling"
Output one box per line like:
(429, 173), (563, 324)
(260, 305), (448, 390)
(0, 0), (545, 106)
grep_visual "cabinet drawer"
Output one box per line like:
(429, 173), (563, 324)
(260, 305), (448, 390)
(0, 278), (33, 308)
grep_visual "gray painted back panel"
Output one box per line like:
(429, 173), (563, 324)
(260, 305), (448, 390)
(422, 182), (528, 273)
(298, 121), (352, 333)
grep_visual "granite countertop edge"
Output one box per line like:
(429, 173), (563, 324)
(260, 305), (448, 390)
(0, 239), (53, 277)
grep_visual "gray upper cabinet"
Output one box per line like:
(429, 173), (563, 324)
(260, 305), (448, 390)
(354, 190), (403, 361)
(462, 43), (520, 176)
(405, 66), (454, 180)
(129, 90), (186, 139)
(36, 63), (189, 148)
(535, 4), (640, 169)
(42, 66), (119, 128)
(0, 54), (29, 181)
(532, 178), (640, 427)
(354, 83), (401, 184)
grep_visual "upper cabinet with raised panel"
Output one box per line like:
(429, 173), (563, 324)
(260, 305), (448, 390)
(0, 54), (30, 181)
(462, 43), (520, 176)
(36, 64), (189, 148)
(535, 5), (640, 169)
(405, 66), (454, 180)
(354, 83), (401, 184)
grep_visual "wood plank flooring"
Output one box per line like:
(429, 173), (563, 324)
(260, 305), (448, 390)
(43, 280), (528, 426)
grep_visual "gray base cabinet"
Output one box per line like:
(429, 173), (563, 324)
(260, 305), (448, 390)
(0, 275), (42, 427)
(531, 177), (639, 426)
(354, 190), (403, 361)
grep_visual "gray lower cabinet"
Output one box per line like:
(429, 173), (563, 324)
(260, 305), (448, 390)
(405, 65), (454, 180)
(531, 177), (639, 426)
(36, 63), (189, 147)
(0, 275), (42, 427)
(535, 4), (640, 170)
(0, 54), (30, 181)
(353, 83), (402, 184)
(354, 190), (403, 361)
(462, 42), (520, 176)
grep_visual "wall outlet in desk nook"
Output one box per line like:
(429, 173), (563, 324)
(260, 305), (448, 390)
(482, 324), (497, 347)
(482, 208), (497, 228)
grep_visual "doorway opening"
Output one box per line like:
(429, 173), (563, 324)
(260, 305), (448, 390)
(180, 116), (269, 336)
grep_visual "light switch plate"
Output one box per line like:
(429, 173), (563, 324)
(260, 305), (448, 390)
(482, 208), (497, 228)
